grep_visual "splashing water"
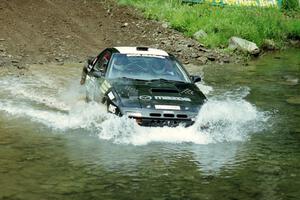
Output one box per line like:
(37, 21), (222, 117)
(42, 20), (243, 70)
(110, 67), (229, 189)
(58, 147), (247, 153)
(94, 88), (269, 145)
(0, 65), (270, 145)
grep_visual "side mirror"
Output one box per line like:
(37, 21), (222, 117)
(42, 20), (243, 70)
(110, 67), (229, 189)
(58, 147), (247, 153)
(190, 75), (201, 83)
(87, 56), (94, 65)
(87, 56), (95, 72)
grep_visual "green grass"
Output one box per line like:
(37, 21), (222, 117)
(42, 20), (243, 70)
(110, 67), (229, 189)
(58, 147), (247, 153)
(118, 0), (300, 48)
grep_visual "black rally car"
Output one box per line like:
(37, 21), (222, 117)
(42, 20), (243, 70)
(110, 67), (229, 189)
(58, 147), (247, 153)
(82, 47), (206, 127)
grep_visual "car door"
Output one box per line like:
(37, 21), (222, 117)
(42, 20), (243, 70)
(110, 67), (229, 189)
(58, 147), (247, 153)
(86, 49), (112, 102)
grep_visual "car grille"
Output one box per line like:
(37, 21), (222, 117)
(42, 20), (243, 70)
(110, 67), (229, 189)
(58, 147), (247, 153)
(137, 118), (194, 128)
(149, 113), (188, 119)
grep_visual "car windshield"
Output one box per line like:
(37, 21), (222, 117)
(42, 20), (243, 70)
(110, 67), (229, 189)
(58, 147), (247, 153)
(106, 53), (190, 83)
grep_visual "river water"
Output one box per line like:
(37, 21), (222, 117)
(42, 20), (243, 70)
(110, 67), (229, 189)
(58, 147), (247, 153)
(0, 50), (299, 200)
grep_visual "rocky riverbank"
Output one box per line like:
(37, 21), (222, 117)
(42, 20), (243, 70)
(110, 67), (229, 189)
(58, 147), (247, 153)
(0, 0), (241, 71)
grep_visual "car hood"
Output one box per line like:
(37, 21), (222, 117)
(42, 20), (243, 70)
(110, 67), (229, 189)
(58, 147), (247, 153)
(111, 80), (206, 111)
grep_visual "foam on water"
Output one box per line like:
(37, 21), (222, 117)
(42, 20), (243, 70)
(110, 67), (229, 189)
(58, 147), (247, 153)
(0, 68), (270, 145)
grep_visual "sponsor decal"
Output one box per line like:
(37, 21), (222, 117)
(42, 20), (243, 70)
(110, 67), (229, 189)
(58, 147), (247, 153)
(154, 96), (191, 102)
(139, 95), (191, 102)
(108, 104), (117, 114)
(100, 80), (111, 94)
(180, 88), (194, 95)
(139, 95), (152, 101)
(127, 54), (165, 58)
(183, 0), (279, 7)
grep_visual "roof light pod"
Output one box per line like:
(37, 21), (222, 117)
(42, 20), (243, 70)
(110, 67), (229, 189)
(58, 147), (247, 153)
(136, 47), (149, 51)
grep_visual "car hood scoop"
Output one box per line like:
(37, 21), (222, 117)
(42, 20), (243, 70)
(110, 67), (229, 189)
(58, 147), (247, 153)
(151, 88), (179, 94)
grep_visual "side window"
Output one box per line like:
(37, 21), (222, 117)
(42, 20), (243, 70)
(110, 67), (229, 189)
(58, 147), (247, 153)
(94, 51), (111, 74)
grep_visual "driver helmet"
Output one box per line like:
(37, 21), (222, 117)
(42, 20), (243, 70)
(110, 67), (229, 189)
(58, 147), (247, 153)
(113, 54), (128, 71)
(152, 58), (166, 74)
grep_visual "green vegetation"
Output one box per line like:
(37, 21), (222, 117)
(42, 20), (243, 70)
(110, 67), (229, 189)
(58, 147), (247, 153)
(282, 0), (300, 11)
(118, 0), (300, 48)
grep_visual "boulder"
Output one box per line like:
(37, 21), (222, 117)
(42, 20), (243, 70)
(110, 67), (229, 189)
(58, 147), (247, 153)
(193, 30), (207, 40)
(262, 39), (276, 51)
(286, 96), (300, 105)
(229, 36), (260, 55)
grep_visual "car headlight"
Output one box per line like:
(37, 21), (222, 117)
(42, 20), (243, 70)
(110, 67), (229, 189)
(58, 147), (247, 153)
(126, 112), (142, 118)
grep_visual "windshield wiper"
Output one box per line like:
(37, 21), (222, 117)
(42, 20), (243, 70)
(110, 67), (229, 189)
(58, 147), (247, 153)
(119, 77), (146, 82)
(150, 78), (185, 83)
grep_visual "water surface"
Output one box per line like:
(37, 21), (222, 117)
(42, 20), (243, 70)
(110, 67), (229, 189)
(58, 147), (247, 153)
(0, 50), (299, 200)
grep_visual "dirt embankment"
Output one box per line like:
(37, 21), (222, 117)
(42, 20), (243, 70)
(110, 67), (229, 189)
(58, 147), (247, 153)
(0, 0), (235, 69)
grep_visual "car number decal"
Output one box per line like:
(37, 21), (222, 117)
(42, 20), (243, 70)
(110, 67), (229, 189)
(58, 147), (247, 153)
(108, 104), (117, 114)
(155, 105), (181, 110)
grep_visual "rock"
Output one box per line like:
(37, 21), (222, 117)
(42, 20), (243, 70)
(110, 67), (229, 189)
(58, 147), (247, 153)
(286, 96), (300, 105)
(55, 57), (63, 62)
(222, 56), (230, 63)
(207, 54), (216, 61)
(283, 75), (299, 86)
(0, 38), (5, 41)
(228, 36), (260, 55)
(121, 22), (129, 28)
(0, 60), (5, 67)
(11, 60), (19, 64)
(162, 22), (170, 29)
(193, 29), (207, 40)
(198, 46), (209, 52)
(14, 55), (22, 60)
(176, 48), (182, 53)
(290, 40), (300, 47)
(183, 60), (189, 64)
(197, 56), (208, 65)
(191, 53), (199, 58)
(262, 39), (276, 51)
(17, 65), (25, 69)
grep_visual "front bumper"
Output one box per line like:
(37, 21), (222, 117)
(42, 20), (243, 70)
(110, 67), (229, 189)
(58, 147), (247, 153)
(134, 117), (195, 127)
(122, 108), (199, 128)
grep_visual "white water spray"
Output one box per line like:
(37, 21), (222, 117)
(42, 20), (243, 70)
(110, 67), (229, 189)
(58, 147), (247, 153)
(0, 65), (270, 145)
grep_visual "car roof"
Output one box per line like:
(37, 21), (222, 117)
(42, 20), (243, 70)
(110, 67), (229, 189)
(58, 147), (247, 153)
(114, 47), (169, 57)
